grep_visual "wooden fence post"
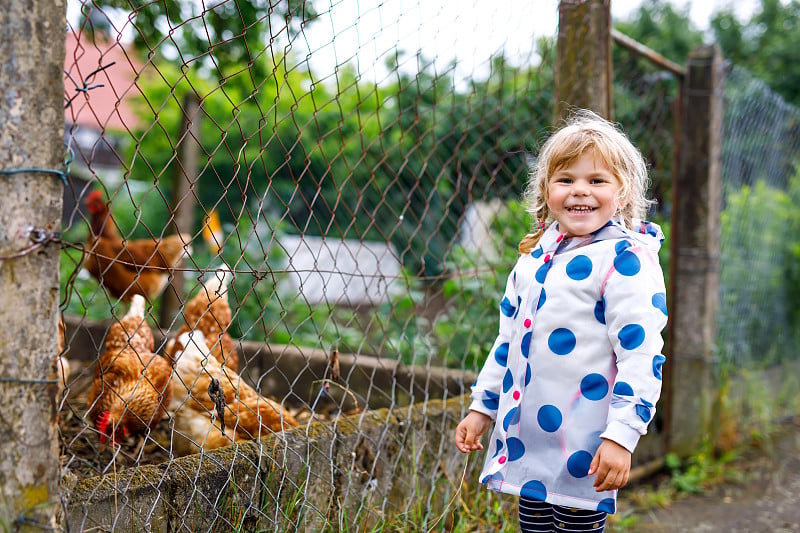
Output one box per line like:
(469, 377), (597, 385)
(554, 0), (612, 122)
(667, 44), (724, 456)
(160, 93), (201, 327)
(0, 0), (65, 528)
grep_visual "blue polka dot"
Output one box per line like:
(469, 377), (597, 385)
(597, 498), (616, 513)
(503, 406), (521, 431)
(521, 332), (532, 358)
(491, 439), (504, 458)
(548, 328), (576, 355)
(494, 343), (509, 366)
(524, 364), (532, 386)
(520, 480), (548, 501)
(567, 450), (593, 478)
(636, 404), (652, 423)
(614, 250), (641, 276)
(594, 298), (606, 324)
(537, 405), (562, 432)
(652, 292), (668, 316)
(482, 391), (499, 411)
(536, 288), (547, 310)
(535, 262), (551, 283)
(653, 354), (666, 380)
(566, 255), (593, 280)
(500, 296), (516, 317)
(502, 369), (514, 393)
(613, 381), (634, 396)
(481, 472), (504, 485)
(532, 246), (543, 259)
(507, 437), (525, 461)
(580, 373), (609, 401)
(614, 240), (632, 254)
(618, 324), (645, 350)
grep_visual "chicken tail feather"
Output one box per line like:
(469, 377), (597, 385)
(204, 265), (233, 297)
(126, 294), (146, 320)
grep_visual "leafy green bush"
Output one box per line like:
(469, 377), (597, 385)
(717, 172), (800, 368)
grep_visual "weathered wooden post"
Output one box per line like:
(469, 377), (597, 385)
(160, 93), (202, 327)
(0, 0), (66, 529)
(667, 44), (724, 456)
(554, 0), (613, 121)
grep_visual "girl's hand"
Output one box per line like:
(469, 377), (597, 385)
(589, 439), (632, 492)
(455, 410), (493, 453)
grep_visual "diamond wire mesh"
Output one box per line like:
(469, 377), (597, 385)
(59, 0), (560, 529)
(716, 65), (800, 372)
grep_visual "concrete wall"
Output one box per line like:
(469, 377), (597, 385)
(62, 395), (481, 532)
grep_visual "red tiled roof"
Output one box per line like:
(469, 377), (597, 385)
(64, 32), (142, 132)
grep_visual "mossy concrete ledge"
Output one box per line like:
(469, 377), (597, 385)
(64, 394), (481, 532)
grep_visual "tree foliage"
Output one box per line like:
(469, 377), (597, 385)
(711, 0), (800, 106)
(78, 0), (317, 78)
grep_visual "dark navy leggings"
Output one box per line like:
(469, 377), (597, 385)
(519, 498), (607, 532)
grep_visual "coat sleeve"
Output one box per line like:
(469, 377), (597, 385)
(468, 266), (521, 420)
(600, 243), (668, 452)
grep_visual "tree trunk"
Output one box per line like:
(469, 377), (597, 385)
(0, 1), (66, 529)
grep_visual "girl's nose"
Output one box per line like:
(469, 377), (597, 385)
(571, 182), (590, 195)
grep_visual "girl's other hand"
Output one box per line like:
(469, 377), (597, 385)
(589, 438), (632, 492)
(455, 410), (493, 453)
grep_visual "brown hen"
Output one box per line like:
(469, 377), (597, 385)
(168, 330), (297, 456)
(87, 295), (173, 444)
(56, 317), (71, 397)
(164, 266), (239, 372)
(83, 190), (191, 301)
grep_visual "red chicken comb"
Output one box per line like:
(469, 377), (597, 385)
(96, 411), (111, 442)
(85, 190), (105, 202)
(84, 190), (108, 214)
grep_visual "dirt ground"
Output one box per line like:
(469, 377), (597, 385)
(618, 417), (800, 532)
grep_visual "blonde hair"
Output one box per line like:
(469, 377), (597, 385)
(518, 109), (653, 254)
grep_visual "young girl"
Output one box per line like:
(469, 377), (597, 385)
(455, 109), (668, 533)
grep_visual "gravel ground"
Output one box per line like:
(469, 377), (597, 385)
(619, 417), (800, 532)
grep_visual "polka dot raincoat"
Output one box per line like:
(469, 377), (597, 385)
(469, 218), (668, 514)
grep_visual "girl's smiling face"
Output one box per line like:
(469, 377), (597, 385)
(546, 151), (623, 237)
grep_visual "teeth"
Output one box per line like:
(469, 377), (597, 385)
(568, 206), (594, 212)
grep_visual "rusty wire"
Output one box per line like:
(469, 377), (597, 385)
(60, 1), (800, 531)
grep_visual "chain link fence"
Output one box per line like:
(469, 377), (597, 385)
(717, 65), (800, 372)
(712, 65), (800, 439)
(55, 1), (800, 529)
(59, 0), (560, 529)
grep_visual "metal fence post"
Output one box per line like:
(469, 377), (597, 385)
(667, 44), (724, 456)
(0, 0), (66, 528)
(555, 0), (613, 121)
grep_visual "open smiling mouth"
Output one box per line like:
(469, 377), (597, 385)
(567, 206), (596, 213)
